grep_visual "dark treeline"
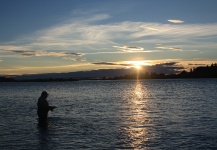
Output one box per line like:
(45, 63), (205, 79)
(108, 63), (217, 80)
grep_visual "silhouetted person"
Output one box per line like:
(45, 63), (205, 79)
(37, 91), (56, 122)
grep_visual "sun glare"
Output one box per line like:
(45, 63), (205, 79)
(129, 61), (148, 70)
(134, 64), (141, 70)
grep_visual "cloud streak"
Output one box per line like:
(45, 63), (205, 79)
(113, 46), (144, 52)
(168, 19), (184, 23)
(92, 62), (133, 67)
(92, 60), (151, 68)
(8, 50), (84, 57)
(63, 57), (86, 61)
(156, 46), (182, 51)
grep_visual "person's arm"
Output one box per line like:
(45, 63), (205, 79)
(49, 106), (57, 111)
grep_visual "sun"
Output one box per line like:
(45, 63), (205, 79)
(134, 64), (141, 70)
(125, 60), (149, 70)
(131, 61), (145, 70)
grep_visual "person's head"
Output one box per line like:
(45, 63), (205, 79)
(41, 91), (48, 99)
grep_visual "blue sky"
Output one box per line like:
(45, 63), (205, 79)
(1, 0), (217, 75)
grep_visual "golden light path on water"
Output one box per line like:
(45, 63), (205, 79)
(129, 81), (148, 148)
(121, 80), (157, 149)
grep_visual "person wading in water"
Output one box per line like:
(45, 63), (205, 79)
(37, 91), (56, 122)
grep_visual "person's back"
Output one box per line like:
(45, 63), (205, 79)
(37, 95), (49, 121)
(37, 91), (56, 122)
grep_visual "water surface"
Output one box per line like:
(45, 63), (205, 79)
(1, 79), (217, 149)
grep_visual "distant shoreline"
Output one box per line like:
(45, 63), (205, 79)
(1, 63), (217, 82)
(1, 77), (217, 83)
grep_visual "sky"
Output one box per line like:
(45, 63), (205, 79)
(1, 0), (217, 75)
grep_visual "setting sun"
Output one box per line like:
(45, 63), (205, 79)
(127, 61), (149, 70)
(134, 64), (141, 70)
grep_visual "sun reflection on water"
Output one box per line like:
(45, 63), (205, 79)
(120, 80), (154, 149)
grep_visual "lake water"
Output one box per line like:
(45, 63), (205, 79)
(1, 79), (217, 149)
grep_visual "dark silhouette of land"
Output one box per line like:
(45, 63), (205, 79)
(109, 63), (217, 80)
(0, 76), (16, 82)
(0, 76), (78, 82)
(1, 63), (217, 82)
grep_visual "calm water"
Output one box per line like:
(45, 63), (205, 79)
(1, 79), (217, 149)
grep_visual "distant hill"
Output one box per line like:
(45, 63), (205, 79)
(0, 76), (16, 82)
(13, 68), (136, 80)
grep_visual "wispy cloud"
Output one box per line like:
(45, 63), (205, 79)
(63, 57), (86, 61)
(168, 19), (184, 23)
(156, 45), (182, 51)
(86, 50), (160, 55)
(92, 60), (151, 67)
(2, 14), (217, 54)
(8, 50), (84, 57)
(93, 61), (147, 68)
(149, 62), (185, 73)
(140, 26), (160, 31)
(158, 62), (178, 66)
(0, 45), (29, 51)
(188, 63), (206, 66)
(36, 51), (84, 57)
(113, 46), (144, 52)
(92, 62), (132, 67)
(10, 50), (37, 56)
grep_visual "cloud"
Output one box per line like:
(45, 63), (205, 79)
(93, 62), (118, 65)
(92, 60), (151, 68)
(8, 50), (84, 57)
(158, 62), (178, 66)
(65, 52), (84, 56)
(93, 62), (130, 66)
(168, 19), (184, 23)
(130, 22), (217, 44)
(149, 62), (184, 74)
(42, 52), (84, 57)
(92, 62), (137, 67)
(86, 50), (161, 55)
(11, 50), (36, 56)
(63, 57), (86, 61)
(140, 26), (160, 31)
(0, 45), (29, 51)
(113, 46), (144, 52)
(156, 46), (182, 51)
(188, 63), (207, 66)
(2, 14), (217, 54)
